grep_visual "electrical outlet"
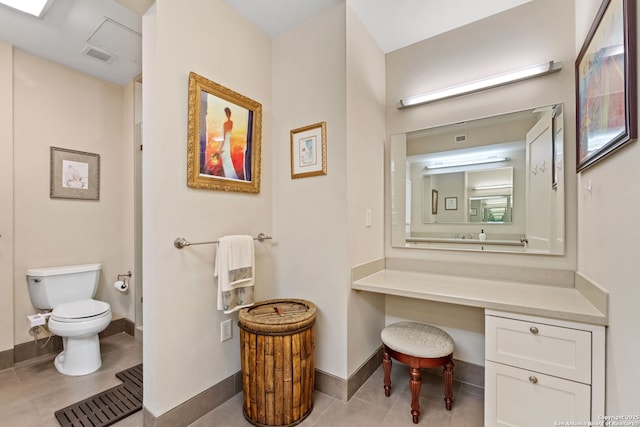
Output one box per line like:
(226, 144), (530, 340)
(220, 319), (232, 342)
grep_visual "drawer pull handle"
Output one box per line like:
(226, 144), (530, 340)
(529, 376), (538, 384)
(529, 326), (539, 334)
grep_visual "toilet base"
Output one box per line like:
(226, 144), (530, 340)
(54, 334), (102, 376)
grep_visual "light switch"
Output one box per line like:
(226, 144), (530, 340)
(365, 209), (372, 227)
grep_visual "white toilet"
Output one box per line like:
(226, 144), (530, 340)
(26, 263), (112, 376)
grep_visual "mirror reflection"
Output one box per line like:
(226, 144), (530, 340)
(391, 104), (565, 254)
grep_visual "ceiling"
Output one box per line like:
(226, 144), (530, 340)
(0, 0), (532, 86)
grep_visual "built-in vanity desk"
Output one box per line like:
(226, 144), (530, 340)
(352, 268), (607, 426)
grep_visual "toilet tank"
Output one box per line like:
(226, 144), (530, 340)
(26, 263), (102, 309)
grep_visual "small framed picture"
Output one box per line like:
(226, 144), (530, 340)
(50, 147), (100, 200)
(470, 208), (477, 216)
(445, 197), (458, 210)
(431, 189), (438, 214)
(290, 122), (327, 179)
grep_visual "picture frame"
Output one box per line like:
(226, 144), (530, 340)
(470, 208), (477, 216)
(552, 105), (564, 190)
(50, 147), (100, 200)
(290, 122), (327, 179)
(445, 197), (458, 210)
(187, 71), (262, 193)
(431, 189), (438, 214)
(576, 0), (637, 172)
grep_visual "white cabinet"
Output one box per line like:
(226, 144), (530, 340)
(485, 310), (605, 427)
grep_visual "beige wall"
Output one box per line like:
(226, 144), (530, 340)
(0, 41), (13, 353)
(575, 0), (640, 414)
(383, 0), (577, 365)
(9, 50), (135, 346)
(142, 0), (273, 416)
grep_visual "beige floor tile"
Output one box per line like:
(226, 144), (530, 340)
(450, 387), (484, 427)
(1, 333), (143, 427)
(382, 391), (453, 427)
(310, 397), (389, 427)
(3, 333), (483, 427)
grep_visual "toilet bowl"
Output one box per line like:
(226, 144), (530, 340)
(26, 263), (112, 376)
(47, 299), (112, 376)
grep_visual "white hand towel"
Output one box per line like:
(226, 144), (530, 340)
(227, 235), (255, 286)
(215, 235), (255, 313)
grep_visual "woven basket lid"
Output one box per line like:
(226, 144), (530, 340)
(239, 299), (316, 333)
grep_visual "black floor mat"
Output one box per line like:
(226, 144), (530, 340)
(54, 364), (143, 427)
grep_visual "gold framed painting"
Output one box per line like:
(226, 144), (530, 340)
(50, 147), (100, 200)
(290, 121), (327, 179)
(187, 71), (262, 193)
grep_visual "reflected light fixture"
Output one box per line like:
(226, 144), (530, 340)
(398, 60), (562, 109)
(425, 156), (508, 169)
(0, 0), (52, 17)
(473, 184), (513, 190)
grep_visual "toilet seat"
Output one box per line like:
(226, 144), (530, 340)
(52, 299), (111, 323)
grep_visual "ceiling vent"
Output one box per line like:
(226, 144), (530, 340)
(81, 44), (116, 63)
(454, 134), (467, 144)
(87, 18), (141, 64)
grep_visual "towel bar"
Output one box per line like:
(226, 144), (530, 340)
(173, 233), (272, 249)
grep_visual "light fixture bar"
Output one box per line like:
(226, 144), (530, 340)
(0, 0), (51, 17)
(473, 184), (513, 190)
(398, 60), (562, 109)
(425, 156), (508, 170)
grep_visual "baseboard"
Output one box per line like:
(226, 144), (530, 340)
(143, 371), (242, 427)
(0, 347), (13, 370)
(315, 347), (485, 401)
(142, 366), (353, 427)
(11, 317), (135, 365)
(423, 358), (485, 389)
(142, 352), (382, 426)
(142, 346), (484, 427)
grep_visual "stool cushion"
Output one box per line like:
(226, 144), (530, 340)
(381, 322), (454, 358)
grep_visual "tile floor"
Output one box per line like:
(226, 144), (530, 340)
(0, 333), (483, 427)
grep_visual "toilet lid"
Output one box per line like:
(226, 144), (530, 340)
(52, 299), (110, 320)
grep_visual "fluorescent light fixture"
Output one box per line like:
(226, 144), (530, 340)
(425, 156), (508, 170)
(473, 184), (513, 190)
(483, 199), (508, 206)
(398, 61), (562, 108)
(0, 0), (51, 17)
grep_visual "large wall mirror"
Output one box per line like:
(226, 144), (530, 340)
(390, 104), (565, 254)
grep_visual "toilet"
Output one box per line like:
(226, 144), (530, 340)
(26, 263), (112, 376)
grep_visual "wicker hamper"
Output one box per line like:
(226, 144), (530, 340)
(238, 299), (317, 427)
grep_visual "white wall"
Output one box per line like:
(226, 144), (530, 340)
(0, 40), (13, 354)
(272, 3), (350, 379)
(386, 0), (577, 270)
(10, 50), (135, 346)
(345, 5), (386, 377)
(271, 2), (387, 382)
(574, 0), (640, 414)
(383, 0), (577, 365)
(142, 0), (273, 416)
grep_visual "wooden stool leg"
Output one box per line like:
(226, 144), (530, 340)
(443, 359), (454, 410)
(409, 366), (421, 424)
(383, 349), (392, 397)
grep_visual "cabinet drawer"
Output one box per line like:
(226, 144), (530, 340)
(485, 361), (591, 427)
(486, 315), (591, 383)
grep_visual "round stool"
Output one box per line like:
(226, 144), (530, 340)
(381, 321), (454, 424)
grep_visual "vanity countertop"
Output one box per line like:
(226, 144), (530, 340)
(352, 269), (607, 326)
